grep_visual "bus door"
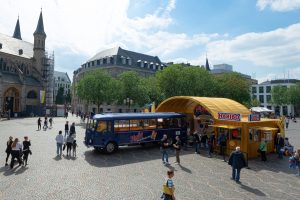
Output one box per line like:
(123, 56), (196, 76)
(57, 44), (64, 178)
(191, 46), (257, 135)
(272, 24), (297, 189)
(114, 120), (131, 145)
(94, 120), (114, 146)
(85, 119), (96, 146)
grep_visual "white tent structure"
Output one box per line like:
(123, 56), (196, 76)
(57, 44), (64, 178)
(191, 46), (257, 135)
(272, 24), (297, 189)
(250, 107), (274, 113)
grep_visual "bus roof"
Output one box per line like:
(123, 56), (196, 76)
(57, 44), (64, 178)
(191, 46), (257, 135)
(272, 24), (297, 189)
(92, 112), (185, 120)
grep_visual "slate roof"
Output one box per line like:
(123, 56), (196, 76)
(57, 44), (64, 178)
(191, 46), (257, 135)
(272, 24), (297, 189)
(34, 11), (46, 36)
(0, 33), (33, 58)
(88, 46), (162, 64)
(13, 18), (22, 40)
(0, 72), (41, 86)
(54, 71), (71, 83)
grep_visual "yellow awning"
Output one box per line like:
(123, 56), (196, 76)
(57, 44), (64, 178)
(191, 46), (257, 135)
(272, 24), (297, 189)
(250, 127), (278, 131)
(209, 125), (241, 129)
(156, 96), (251, 120)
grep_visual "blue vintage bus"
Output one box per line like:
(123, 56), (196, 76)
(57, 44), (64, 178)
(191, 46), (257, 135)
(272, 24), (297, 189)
(84, 112), (187, 153)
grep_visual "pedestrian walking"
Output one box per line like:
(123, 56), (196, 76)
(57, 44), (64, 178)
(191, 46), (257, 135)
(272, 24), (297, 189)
(161, 134), (169, 165)
(10, 138), (23, 169)
(161, 170), (176, 200)
(55, 131), (64, 157)
(37, 117), (41, 130)
(193, 131), (200, 154)
(208, 133), (215, 157)
(43, 116), (48, 130)
(69, 122), (76, 136)
(259, 139), (267, 161)
(218, 132), (227, 161)
(173, 136), (181, 164)
(285, 117), (290, 129)
(22, 136), (31, 166)
(200, 133), (208, 149)
(228, 146), (247, 184)
(275, 133), (284, 159)
(49, 117), (53, 128)
(5, 136), (13, 166)
(290, 149), (300, 176)
(66, 135), (74, 157)
(72, 140), (78, 157)
(64, 121), (69, 137)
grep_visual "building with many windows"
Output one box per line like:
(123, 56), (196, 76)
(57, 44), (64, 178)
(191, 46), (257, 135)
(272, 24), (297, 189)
(251, 79), (300, 116)
(72, 46), (166, 113)
(54, 71), (71, 98)
(0, 11), (54, 117)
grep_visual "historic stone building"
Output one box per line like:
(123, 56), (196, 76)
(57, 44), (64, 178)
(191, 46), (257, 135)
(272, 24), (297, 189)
(72, 46), (166, 113)
(0, 11), (54, 117)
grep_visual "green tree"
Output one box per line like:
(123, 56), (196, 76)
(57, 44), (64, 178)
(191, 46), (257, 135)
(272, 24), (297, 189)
(271, 85), (289, 105)
(156, 64), (216, 98)
(288, 83), (300, 107)
(214, 72), (251, 105)
(117, 71), (149, 106)
(55, 87), (65, 104)
(142, 76), (165, 105)
(76, 69), (118, 112)
(65, 90), (72, 104)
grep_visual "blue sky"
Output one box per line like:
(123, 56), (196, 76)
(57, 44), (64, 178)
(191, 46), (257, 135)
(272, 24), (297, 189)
(1, 0), (300, 83)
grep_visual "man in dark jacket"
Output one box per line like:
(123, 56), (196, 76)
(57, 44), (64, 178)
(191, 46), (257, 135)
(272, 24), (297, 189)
(69, 122), (76, 136)
(193, 131), (200, 154)
(275, 133), (284, 159)
(228, 146), (246, 183)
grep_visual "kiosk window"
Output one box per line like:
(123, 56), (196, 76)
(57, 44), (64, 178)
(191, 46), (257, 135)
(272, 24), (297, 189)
(231, 129), (241, 140)
(249, 129), (261, 142)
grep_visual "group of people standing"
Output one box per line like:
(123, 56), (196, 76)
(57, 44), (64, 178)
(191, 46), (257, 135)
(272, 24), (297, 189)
(55, 121), (77, 157)
(5, 136), (31, 169)
(160, 135), (182, 165)
(37, 116), (53, 131)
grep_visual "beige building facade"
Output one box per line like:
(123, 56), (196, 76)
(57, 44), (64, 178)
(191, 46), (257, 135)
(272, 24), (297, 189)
(72, 47), (166, 114)
(0, 11), (54, 117)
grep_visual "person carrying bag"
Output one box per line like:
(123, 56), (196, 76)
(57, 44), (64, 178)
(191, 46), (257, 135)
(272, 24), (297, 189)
(161, 170), (176, 200)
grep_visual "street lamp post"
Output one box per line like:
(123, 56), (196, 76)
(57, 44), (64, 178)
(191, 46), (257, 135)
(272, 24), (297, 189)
(123, 98), (133, 112)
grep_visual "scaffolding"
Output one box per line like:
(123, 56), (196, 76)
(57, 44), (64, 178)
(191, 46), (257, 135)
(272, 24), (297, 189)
(43, 51), (54, 107)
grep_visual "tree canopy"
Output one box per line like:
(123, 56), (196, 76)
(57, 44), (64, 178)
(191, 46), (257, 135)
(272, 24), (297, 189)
(74, 65), (253, 110)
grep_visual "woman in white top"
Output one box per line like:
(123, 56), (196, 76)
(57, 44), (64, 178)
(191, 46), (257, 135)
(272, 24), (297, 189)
(10, 138), (23, 169)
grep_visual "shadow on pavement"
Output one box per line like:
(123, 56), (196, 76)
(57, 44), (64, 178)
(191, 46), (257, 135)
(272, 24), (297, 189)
(240, 184), (266, 196)
(0, 165), (27, 176)
(247, 154), (296, 175)
(84, 144), (194, 168)
(53, 156), (62, 161)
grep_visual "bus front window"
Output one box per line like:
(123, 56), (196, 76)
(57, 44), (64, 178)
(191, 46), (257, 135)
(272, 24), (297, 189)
(96, 121), (107, 133)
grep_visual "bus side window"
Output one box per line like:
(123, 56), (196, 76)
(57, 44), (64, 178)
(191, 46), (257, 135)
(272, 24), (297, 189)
(96, 121), (107, 132)
(157, 118), (163, 128)
(129, 120), (143, 131)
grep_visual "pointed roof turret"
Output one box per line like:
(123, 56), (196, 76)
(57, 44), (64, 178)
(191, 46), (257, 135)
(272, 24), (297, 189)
(34, 10), (46, 37)
(205, 55), (210, 71)
(13, 16), (22, 40)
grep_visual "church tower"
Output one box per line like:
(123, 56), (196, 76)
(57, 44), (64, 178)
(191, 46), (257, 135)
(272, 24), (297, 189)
(33, 10), (46, 74)
(12, 16), (22, 40)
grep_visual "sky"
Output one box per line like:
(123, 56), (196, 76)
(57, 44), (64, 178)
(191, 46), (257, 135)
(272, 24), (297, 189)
(1, 0), (300, 83)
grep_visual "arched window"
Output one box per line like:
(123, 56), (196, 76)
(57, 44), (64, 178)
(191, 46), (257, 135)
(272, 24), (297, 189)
(27, 90), (37, 99)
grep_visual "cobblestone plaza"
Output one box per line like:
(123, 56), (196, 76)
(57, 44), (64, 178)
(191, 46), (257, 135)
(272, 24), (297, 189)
(0, 115), (299, 200)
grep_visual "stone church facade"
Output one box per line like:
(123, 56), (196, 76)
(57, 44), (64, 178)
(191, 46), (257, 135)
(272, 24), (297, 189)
(0, 11), (54, 117)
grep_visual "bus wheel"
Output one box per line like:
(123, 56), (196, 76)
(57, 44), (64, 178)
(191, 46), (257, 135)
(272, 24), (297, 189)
(105, 142), (117, 153)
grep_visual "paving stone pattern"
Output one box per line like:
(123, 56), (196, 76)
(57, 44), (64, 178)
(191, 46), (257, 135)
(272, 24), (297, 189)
(0, 115), (299, 200)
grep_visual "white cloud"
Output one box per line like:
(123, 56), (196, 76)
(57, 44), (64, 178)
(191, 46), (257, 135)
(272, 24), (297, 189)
(191, 23), (300, 68)
(257, 0), (300, 11)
